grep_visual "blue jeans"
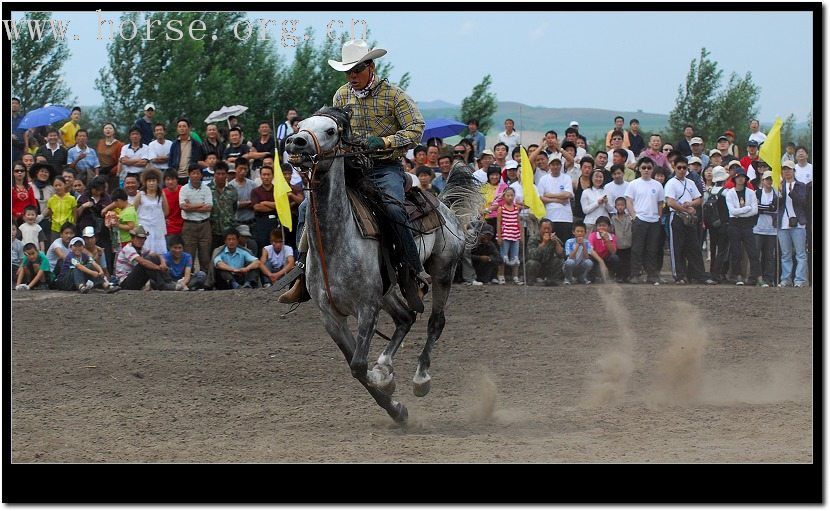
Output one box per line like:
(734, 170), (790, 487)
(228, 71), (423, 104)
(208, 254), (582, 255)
(369, 162), (422, 272)
(564, 258), (594, 283)
(499, 239), (520, 263)
(778, 227), (807, 284)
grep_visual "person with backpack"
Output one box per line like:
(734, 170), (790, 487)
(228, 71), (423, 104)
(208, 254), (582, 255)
(703, 166), (731, 282)
(753, 170), (778, 287)
(724, 168), (760, 286)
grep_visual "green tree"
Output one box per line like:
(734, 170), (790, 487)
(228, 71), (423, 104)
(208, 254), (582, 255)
(666, 48), (722, 144)
(709, 71), (760, 146)
(780, 113), (797, 148)
(458, 75), (498, 135)
(797, 109), (813, 154)
(11, 11), (75, 109)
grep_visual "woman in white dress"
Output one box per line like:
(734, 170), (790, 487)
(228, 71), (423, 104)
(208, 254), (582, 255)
(134, 168), (169, 254)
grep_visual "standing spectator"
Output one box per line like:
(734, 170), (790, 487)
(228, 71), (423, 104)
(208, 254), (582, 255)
(162, 169), (183, 247)
(247, 121), (276, 173)
(606, 133), (637, 173)
(15, 242), (53, 290)
(18, 206), (46, 252)
(135, 104), (156, 146)
(724, 168), (760, 286)
(134, 168), (169, 254)
(213, 228), (262, 289)
(610, 197), (632, 283)
(604, 165), (629, 210)
(538, 157), (574, 243)
(781, 142), (797, 166)
(169, 117), (206, 185)
(740, 140), (762, 180)
(533, 152), (550, 186)
(96, 122), (124, 193)
(714, 135), (738, 167)
(561, 141), (581, 181)
(563, 222), (600, 285)
(498, 119), (521, 156)
(119, 127), (150, 182)
(58, 107), (82, 148)
(481, 166), (507, 232)
(793, 146), (812, 184)
(200, 124), (227, 167)
(472, 150), (495, 183)
(594, 150), (609, 173)
(36, 129), (68, 171)
(228, 158), (257, 229)
(664, 157), (716, 285)
(572, 157), (594, 224)
(724, 160), (755, 190)
(223, 127), (250, 166)
(748, 119), (767, 145)
(580, 169), (614, 233)
(11, 97), (25, 162)
(425, 145), (441, 171)
(66, 129), (100, 185)
(470, 223), (501, 285)
(163, 234), (206, 291)
(628, 119), (645, 157)
(753, 171), (778, 287)
(123, 174), (141, 205)
(148, 123), (172, 171)
(676, 125), (694, 156)
(722, 130), (740, 158)
(274, 108), (298, 145)
(115, 225), (176, 290)
(208, 161), (238, 251)
(524, 219), (564, 286)
(42, 176), (77, 245)
(562, 128), (588, 161)
(29, 163), (56, 236)
(416, 167), (438, 196)
(777, 160), (808, 287)
(102, 188), (138, 248)
(251, 165), (281, 256)
(604, 116), (630, 150)
(689, 137), (709, 170)
(62, 169), (80, 199)
(465, 119), (486, 158)
(625, 157), (665, 285)
(179, 165), (214, 273)
(432, 153), (454, 193)
(259, 228), (296, 288)
(11, 161), (37, 223)
(588, 216), (620, 281)
(495, 187), (522, 285)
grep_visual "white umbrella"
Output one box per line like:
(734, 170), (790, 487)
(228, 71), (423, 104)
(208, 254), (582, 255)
(204, 105), (248, 123)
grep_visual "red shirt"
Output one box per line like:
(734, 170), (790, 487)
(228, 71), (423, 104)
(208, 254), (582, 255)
(12, 184), (38, 220)
(724, 176), (755, 190)
(163, 185), (183, 234)
(588, 231), (617, 260)
(739, 156), (758, 171)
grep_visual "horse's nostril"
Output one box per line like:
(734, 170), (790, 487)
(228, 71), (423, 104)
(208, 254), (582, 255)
(293, 137), (307, 147)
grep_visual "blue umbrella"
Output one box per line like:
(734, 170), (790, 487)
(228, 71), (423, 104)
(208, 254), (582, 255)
(421, 118), (466, 142)
(17, 104), (71, 130)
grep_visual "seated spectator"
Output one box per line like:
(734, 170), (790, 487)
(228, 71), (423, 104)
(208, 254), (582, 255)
(15, 243), (54, 290)
(56, 236), (118, 293)
(610, 197), (633, 283)
(46, 222), (75, 276)
(236, 224), (258, 257)
(115, 225), (176, 291)
(563, 222), (602, 285)
(259, 228), (296, 288)
(213, 228), (262, 289)
(11, 223), (24, 288)
(163, 234), (206, 291)
(470, 223), (501, 285)
(81, 226), (110, 280)
(525, 219), (564, 286)
(588, 216), (620, 281)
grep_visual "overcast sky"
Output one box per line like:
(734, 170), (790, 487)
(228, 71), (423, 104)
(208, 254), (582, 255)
(10, 9), (815, 122)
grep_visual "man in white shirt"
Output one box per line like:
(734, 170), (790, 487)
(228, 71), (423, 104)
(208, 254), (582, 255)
(533, 153), (549, 185)
(606, 131), (636, 171)
(119, 127), (150, 181)
(748, 119), (767, 145)
(179, 165), (214, 274)
(794, 146), (812, 184)
(624, 157), (665, 285)
(537, 158), (574, 243)
(498, 119), (521, 156)
(472, 150), (494, 183)
(148, 123), (172, 170)
(604, 165), (629, 210)
(664, 156), (715, 285)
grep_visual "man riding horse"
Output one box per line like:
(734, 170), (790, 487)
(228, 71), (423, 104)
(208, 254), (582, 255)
(279, 39), (431, 313)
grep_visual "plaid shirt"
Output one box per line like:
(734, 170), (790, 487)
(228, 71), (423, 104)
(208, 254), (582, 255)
(333, 78), (425, 161)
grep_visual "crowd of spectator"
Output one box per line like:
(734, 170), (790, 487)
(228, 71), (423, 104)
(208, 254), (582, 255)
(10, 98), (813, 294)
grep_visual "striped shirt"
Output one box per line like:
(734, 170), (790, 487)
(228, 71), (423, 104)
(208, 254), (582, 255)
(499, 205), (522, 241)
(332, 78), (425, 161)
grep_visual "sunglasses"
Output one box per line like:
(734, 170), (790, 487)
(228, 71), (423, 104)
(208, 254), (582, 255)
(611, 138), (622, 141)
(14, 169), (25, 173)
(346, 61), (370, 75)
(675, 165), (688, 170)
(453, 150), (465, 155)
(640, 165), (654, 170)
(662, 148), (672, 152)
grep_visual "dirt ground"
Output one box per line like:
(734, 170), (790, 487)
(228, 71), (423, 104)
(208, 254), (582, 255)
(11, 281), (812, 463)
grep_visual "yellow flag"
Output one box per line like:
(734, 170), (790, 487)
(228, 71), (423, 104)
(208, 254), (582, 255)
(273, 157), (293, 232)
(758, 117), (782, 189)
(520, 146), (546, 220)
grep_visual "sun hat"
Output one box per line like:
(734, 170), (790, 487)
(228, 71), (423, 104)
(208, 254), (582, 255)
(711, 166), (729, 182)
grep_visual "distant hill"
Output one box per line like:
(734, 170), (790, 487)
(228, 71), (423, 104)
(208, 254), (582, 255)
(418, 100), (669, 141)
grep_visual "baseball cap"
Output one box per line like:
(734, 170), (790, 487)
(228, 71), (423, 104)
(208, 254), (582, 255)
(690, 137), (703, 145)
(504, 160), (519, 170)
(726, 160), (742, 169)
(569, 120), (579, 127)
(69, 237), (84, 246)
(709, 149), (722, 157)
(687, 156), (702, 165)
(717, 136), (729, 143)
(746, 140), (760, 147)
(82, 226), (96, 237)
(782, 160), (796, 169)
(478, 149), (495, 159)
(236, 224), (252, 237)
(144, 103), (155, 111)
(761, 170), (773, 180)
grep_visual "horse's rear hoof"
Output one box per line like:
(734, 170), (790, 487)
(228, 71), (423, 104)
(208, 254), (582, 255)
(390, 401), (408, 424)
(413, 379), (431, 397)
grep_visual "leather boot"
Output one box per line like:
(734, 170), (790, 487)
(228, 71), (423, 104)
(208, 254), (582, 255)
(399, 269), (425, 314)
(278, 274), (311, 304)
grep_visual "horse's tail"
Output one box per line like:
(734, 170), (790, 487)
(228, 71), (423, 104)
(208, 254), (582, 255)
(439, 161), (485, 247)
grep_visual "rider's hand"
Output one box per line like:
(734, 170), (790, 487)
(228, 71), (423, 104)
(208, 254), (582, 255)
(366, 136), (386, 151)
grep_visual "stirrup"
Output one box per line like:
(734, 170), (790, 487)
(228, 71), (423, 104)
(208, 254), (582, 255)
(272, 261), (305, 291)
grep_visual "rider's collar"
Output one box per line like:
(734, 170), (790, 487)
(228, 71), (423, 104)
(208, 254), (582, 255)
(350, 73), (382, 99)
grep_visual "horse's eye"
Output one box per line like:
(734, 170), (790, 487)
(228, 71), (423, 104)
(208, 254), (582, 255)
(326, 128), (336, 136)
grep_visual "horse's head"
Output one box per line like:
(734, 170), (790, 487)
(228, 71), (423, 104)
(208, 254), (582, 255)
(285, 106), (352, 168)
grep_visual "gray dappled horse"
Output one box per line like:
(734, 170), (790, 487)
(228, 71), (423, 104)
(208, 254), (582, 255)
(284, 106), (483, 424)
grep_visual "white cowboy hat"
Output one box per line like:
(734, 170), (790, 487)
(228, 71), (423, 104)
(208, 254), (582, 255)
(328, 40), (387, 72)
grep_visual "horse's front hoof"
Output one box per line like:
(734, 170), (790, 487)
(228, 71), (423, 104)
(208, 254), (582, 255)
(390, 401), (408, 424)
(413, 378), (431, 397)
(378, 374), (396, 396)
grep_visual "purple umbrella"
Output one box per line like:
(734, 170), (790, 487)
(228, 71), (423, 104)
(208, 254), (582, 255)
(17, 104), (71, 130)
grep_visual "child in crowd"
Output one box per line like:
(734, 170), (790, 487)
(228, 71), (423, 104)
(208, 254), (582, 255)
(11, 223), (24, 288)
(259, 228), (296, 288)
(563, 222), (601, 285)
(588, 216), (619, 281)
(163, 235), (206, 291)
(46, 222), (75, 276)
(42, 176), (77, 245)
(495, 187), (523, 285)
(610, 197), (633, 283)
(18, 205), (46, 252)
(56, 237), (118, 293)
(103, 188), (137, 248)
(15, 243), (53, 290)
